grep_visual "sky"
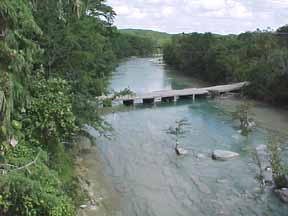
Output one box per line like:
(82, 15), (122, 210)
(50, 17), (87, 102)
(106, 0), (288, 34)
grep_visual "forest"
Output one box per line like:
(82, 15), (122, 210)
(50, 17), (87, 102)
(120, 29), (172, 48)
(1, 0), (288, 215)
(0, 0), (154, 215)
(163, 28), (288, 105)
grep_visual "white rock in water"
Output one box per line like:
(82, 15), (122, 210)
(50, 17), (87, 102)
(177, 148), (188, 155)
(212, 150), (240, 161)
(80, 205), (88, 209)
(248, 120), (256, 128)
(175, 145), (188, 156)
(265, 167), (272, 172)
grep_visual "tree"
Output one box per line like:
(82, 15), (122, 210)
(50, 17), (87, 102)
(277, 25), (288, 48)
(163, 29), (288, 105)
(231, 102), (255, 136)
(166, 119), (190, 147)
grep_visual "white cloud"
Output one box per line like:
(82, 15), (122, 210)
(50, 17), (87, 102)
(130, 8), (147, 19)
(114, 5), (131, 16)
(201, 0), (226, 11)
(162, 6), (174, 17)
(184, 0), (226, 11)
(107, 0), (288, 34)
(227, 1), (252, 18)
(271, 0), (288, 4)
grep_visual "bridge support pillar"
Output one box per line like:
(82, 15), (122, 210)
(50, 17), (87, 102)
(123, 99), (134, 106)
(143, 98), (155, 104)
(161, 96), (175, 103)
(174, 96), (179, 103)
(179, 95), (193, 100)
(193, 94), (195, 102)
(208, 90), (221, 99)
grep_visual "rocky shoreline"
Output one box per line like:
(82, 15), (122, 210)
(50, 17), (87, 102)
(76, 136), (121, 216)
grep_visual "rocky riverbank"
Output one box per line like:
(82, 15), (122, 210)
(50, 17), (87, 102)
(76, 136), (121, 216)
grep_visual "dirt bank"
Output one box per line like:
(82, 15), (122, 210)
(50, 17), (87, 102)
(76, 136), (121, 216)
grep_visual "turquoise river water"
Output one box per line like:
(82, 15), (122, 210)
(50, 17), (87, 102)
(87, 56), (288, 216)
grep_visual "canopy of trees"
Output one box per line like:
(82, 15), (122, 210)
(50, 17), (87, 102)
(0, 0), (155, 215)
(120, 29), (172, 48)
(112, 32), (155, 57)
(163, 29), (288, 105)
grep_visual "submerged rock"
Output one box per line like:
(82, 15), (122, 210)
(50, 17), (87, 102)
(265, 167), (272, 172)
(190, 175), (211, 194)
(216, 178), (227, 184)
(275, 188), (288, 203)
(196, 153), (206, 159)
(212, 150), (240, 161)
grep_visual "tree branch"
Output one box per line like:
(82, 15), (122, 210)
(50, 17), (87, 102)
(0, 151), (41, 175)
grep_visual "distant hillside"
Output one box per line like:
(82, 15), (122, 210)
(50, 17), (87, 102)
(119, 29), (172, 47)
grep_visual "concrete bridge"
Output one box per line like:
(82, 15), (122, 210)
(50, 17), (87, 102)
(99, 82), (249, 106)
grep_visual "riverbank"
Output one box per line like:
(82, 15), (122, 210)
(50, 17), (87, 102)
(76, 136), (121, 216)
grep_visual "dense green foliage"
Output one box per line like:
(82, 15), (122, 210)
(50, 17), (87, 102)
(120, 29), (172, 48)
(268, 139), (288, 189)
(163, 30), (288, 105)
(112, 31), (155, 57)
(0, 0), (155, 215)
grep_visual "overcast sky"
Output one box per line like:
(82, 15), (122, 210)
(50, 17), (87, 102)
(106, 0), (288, 34)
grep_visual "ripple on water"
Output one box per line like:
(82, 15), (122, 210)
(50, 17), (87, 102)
(91, 101), (288, 216)
(90, 57), (288, 216)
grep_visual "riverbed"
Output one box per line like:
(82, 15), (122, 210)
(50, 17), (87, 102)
(83, 56), (288, 216)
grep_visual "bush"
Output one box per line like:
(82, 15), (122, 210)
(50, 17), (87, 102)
(268, 139), (288, 189)
(0, 151), (75, 216)
(22, 77), (78, 151)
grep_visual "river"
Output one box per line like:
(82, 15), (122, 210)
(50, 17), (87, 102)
(83, 56), (288, 216)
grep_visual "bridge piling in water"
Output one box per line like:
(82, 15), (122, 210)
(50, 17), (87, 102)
(143, 98), (155, 104)
(123, 99), (134, 106)
(161, 96), (175, 103)
(174, 96), (179, 103)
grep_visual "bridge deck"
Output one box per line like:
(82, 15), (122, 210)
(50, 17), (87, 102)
(99, 82), (249, 103)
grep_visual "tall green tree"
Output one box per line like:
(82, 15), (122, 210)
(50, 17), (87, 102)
(163, 28), (288, 105)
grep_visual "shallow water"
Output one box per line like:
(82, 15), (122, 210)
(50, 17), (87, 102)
(108, 57), (208, 94)
(90, 57), (288, 216)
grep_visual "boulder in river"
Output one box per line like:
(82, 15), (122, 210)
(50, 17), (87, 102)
(275, 188), (288, 203)
(80, 205), (88, 209)
(175, 144), (188, 156)
(212, 150), (239, 161)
